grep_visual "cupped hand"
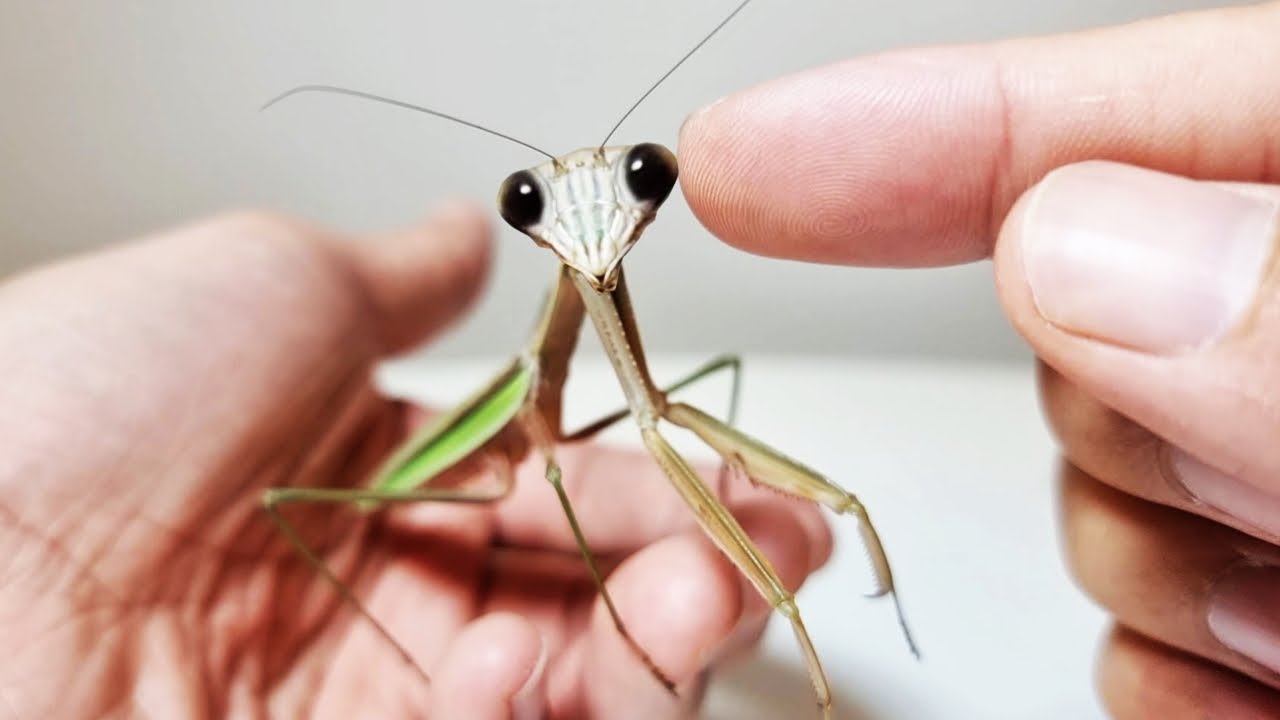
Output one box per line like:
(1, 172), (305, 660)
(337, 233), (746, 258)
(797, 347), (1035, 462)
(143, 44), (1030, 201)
(0, 205), (829, 719)
(679, 3), (1280, 716)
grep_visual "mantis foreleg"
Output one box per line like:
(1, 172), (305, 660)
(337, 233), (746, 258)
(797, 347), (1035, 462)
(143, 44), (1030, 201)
(663, 401), (920, 659)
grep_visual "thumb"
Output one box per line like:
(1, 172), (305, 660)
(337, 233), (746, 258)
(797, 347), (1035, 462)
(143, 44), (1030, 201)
(333, 197), (492, 354)
(995, 160), (1280, 524)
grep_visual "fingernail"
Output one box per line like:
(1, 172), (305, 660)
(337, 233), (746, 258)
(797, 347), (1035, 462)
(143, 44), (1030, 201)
(511, 636), (547, 720)
(1208, 562), (1280, 673)
(1167, 448), (1280, 539)
(1020, 161), (1277, 353)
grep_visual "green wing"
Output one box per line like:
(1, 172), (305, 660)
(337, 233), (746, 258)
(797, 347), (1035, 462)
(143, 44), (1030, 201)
(373, 359), (534, 493)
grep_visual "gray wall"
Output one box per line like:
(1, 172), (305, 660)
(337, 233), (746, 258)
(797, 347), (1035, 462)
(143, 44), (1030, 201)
(0, 0), (1242, 362)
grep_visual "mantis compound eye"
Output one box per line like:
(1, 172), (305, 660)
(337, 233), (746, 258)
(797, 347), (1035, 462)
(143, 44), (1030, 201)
(622, 143), (678, 207)
(498, 169), (544, 231)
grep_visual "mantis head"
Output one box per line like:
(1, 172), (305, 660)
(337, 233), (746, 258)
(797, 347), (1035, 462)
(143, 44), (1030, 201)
(261, 0), (745, 295)
(496, 143), (678, 293)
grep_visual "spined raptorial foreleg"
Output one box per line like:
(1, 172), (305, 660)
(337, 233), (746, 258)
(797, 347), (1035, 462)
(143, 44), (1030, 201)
(663, 401), (920, 659)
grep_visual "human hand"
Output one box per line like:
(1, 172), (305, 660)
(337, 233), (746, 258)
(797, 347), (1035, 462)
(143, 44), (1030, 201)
(678, 3), (1280, 717)
(0, 206), (829, 719)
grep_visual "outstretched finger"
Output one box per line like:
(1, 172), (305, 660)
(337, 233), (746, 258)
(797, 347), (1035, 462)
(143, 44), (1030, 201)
(677, 3), (1280, 267)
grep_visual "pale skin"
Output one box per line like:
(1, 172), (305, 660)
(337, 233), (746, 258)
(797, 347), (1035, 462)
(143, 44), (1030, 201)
(678, 1), (1280, 717)
(0, 207), (831, 719)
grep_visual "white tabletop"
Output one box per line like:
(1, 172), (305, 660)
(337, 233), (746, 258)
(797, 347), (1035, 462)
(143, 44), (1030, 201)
(376, 353), (1108, 720)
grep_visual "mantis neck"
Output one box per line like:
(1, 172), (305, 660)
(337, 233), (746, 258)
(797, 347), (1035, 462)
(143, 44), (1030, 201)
(570, 268), (663, 428)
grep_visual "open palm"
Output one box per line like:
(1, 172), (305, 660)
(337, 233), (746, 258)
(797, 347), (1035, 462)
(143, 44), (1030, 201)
(0, 205), (828, 719)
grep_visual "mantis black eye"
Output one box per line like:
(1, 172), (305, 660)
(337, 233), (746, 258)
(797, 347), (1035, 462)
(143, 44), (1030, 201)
(498, 169), (544, 231)
(623, 143), (678, 207)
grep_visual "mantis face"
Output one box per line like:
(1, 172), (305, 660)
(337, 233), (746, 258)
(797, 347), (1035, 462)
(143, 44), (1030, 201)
(496, 143), (679, 292)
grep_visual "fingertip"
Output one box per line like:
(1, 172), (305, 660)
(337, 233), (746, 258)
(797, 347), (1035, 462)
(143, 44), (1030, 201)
(344, 197), (494, 353)
(578, 532), (741, 715)
(684, 4), (1280, 272)
(430, 612), (546, 720)
(676, 98), (737, 245)
(677, 52), (1003, 267)
(579, 500), (817, 687)
(424, 196), (494, 260)
(612, 533), (742, 680)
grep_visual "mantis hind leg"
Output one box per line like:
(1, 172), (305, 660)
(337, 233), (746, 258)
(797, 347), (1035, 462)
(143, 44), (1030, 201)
(260, 454), (515, 686)
(636, 423), (835, 718)
(559, 353), (744, 495)
(559, 353), (742, 443)
(663, 401), (920, 659)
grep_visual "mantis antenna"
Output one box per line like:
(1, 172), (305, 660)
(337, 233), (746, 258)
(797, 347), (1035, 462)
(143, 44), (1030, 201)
(597, 0), (754, 149)
(260, 1), (754, 158)
(259, 84), (558, 160)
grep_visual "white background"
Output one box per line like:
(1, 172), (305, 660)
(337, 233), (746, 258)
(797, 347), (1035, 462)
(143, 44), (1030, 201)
(0, 0), (1244, 362)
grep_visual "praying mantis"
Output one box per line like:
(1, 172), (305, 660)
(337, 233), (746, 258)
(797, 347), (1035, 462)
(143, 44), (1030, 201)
(260, 1), (918, 716)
